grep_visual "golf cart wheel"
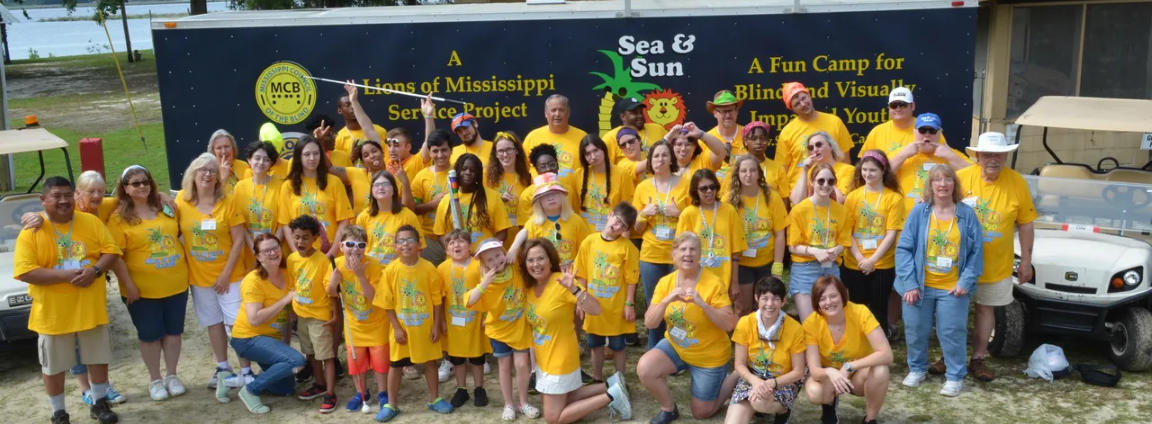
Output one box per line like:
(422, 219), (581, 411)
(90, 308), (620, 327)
(989, 300), (1026, 358)
(1108, 307), (1152, 372)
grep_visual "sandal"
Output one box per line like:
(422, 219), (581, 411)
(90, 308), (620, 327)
(502, 405), (517, 421)
(428, 397), (454, 414)
(519, 403), (540, 419)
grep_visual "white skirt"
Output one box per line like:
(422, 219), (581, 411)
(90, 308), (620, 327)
(535, 366), (583, 395)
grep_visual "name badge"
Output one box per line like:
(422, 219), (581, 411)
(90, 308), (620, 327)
(936, 257), (953, 268)
(62, 260), (82, 270)
(861, 239), (878, 250)
(201, 219), (217, 230)
(821, 261), (834, 269)
(742, 249), (757, 258)
(655, 227), (674, 241)
(702, 257), (720, 268)
(670, 326), (688, 340)
(509, 216), (518, 227)
(923, 163), (937, 171)
(962, 197), (978, 208)
(452, 315), (466, 327)
(594, 221), (606, 232)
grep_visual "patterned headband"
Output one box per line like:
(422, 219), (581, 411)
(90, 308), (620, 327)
(862, 151), (889, 168)
(121, 164), (147, 179)
(495, 131), (519, 144)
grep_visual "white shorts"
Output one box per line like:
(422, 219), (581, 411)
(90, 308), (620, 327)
(534, 366), (583, 395)
(975, 276), (1014, 307)
(190, 281), (243, 327)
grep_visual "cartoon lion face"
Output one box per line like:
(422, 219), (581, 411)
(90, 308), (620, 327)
(643, 89), (687, 130)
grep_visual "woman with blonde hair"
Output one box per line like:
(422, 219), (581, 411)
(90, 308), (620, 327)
(788, 131), (855, 205)
(787, 163), (852, 322)
(727, 155), (788, 317)
(207, 129), (249, 195)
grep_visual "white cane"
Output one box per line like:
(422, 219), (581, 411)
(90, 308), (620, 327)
(330, 255), (370, 413)
(304, 76), (468, 105)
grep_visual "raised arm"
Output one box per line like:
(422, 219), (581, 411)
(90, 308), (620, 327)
(345, 81), (380, 143)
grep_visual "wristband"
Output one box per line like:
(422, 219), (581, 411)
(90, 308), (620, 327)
(624, 301), (635, 307)
(771, 263), (784, 276)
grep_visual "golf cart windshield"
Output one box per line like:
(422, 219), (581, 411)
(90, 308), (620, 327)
(1026, 174), (1152, 237)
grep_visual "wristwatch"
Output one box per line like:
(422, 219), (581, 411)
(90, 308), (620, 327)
(92, 265), (103, 278)
(844, 362), (855, 373)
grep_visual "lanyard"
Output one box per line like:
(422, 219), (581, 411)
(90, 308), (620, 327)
(252, 176), (271, 230)
(930, 209), (955, 235)
(589, 170), (604, 208)
(814, 203), (832, 248)
(301, 178), (319, 217)
(48, 214), (74, 246)
(744, 194), (761, 233)
(656, 175), (677, 216)
(865, 187), (883, 212)
(699, 201), (719, 256)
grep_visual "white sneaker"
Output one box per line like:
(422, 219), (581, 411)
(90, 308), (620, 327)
(608, 371), (627, 393)
(902, 372), (927, 388)
(940, 380), (963, 397)
(149, 379), (169, 401)
(484, 362), (491, 375)
(438, 360), (453, 383)
(164, 375), (187, 397)
(224, 371), (255, 388)
(607, 382), (632, 420)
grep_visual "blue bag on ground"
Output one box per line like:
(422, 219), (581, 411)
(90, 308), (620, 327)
(1024, 344), (1070, 382)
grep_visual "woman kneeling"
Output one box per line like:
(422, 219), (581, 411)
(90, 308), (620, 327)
(724, 277), (805, 424)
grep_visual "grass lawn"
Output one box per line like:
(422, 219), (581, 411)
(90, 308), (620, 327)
(5, 123), (170, 193)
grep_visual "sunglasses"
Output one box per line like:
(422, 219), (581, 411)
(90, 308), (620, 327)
(554, 222), (563, 240)
(917, 127), (939, 135)
(384, 138), (402, 147)
(126, 179), (150, 188)
(342, 241), (368, 249)
(618, 137), (639, 148)
(888, 102), (909, 109)
(395, 237), (419, 246)
(806, 142), (826, 151)
(815, 178), (837, 186)
(698, 184), (720, 193)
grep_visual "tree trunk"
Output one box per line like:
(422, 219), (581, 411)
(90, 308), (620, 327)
(190, 0), (208, 15)
(120, 2), (133, 63)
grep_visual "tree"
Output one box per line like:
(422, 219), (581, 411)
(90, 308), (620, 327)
(59, 0), (134, 63)
(191, 0), (208, 15)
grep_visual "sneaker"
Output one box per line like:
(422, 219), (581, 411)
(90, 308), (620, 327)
(149, 379), (169, 401)
(607, 382), (632, 420)
(164, 375), (186, 397)
(238, 386), (270, 414)
(581, 369), (595, 385)
(483, 361), (491, 375)
(428, 397), (454, 414)
(225, 370), (256, 388)
(650, 405), (679, 424)
(450, 388), (470, 408)
(214, 369), (234, 404)
(376, 404), (400, 422)
(969, 358), (995, 382)
(89, 399), (118, 424)
(862, 419), (878, 424)
(672, 368), (686, 376)
(527, 372), (538, 395)
(821, 397), (839, 424)
(295, 365), (314, 383)
(438, 360), (454, 383)
(377, 391), (389, 410)
(902, 372), (927, 388)
(940, 380), (963, 397)
(403, 366), (420, 380)
(335, 360), (346, 378)
(928, 358), (947, 376)
(320, 393), (338, 414)
(502, 405), (516, 421)
(104, 384), (126, 405)
(608, 371), (627, 394)
(206, 367), (230, 390)
(51, 410), (70, 424)
(773, 409), (792, 424)
(346, 392), (367, 412)
(473, 387), (489, 407)
(299, 384), (327, 401)
(518, 403), (540, 419)
(624, 333), (640, 347)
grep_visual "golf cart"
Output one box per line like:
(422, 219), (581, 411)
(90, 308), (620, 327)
(989, 96), (1152, 371)
(0, 127), (74, 344)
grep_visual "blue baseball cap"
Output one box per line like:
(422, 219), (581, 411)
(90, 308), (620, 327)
(451, 113), (475, 130)
(915, 113), (942, 130)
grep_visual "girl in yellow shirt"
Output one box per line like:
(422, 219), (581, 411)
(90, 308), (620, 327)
(788, 130), (855, 205)
(727, 155), (789, 317)
(438, 230), (490, 408)
(573, 135), (636, 232)
(233, 142), (284, 270)
(787, 163), (852, 322)
(508, 173), (592, 266)
(356, 171), (425, 266)
(725, 277), (807, 424)
(433, 154), (512, 249)
(517, 144), (578, 234)
(614, 127), (649, 183)
(106, 165), (191, 400)
(208, 129), (249, 195)
(667, 122), (726, 179)
(486, 132), (533, 249)
(842, 150), (906, 339)
(277, 136), (354, 257)
(677, 169), (747, 301)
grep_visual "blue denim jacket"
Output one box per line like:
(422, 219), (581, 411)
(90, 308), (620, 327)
(895, 201), (984, 295)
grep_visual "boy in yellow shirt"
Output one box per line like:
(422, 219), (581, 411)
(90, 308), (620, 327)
(375, 225), (452, 421)
(575, 202), (640, 383)
(287, 216), (340, 413)
(439, 229), (490, 408)
(326, 226), (389, 414)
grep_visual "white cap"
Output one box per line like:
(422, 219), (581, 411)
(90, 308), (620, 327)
(888, 87), (914, 104)
(966, 131), (1019, 156)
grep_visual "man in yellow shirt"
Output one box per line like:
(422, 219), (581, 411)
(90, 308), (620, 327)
(706, 90), (745, 160)
(450, 112), (493, 167)
(13, 177), (122, 424)
(859, 87), (947, 159)
(335, 91), (387, 155)
(955, 132), (1035, 383)
(524, 95), (614, 178)
(889, 113), (972, 212)
(602, 97), (668, 163)
(775, 82), (855, 192)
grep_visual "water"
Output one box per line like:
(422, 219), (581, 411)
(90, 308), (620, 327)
(6, 2), (229, 60)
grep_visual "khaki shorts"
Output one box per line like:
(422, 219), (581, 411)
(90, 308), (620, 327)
(297, 317), (335, 360)
(39, 326), (113, 376)
(975, 276), (1015, 306)
(421, 235), (446, 266)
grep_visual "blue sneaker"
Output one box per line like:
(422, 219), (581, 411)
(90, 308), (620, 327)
(376, 404), (400, 422)
(347, 392), (368, 412)
(428, 397), (454, 414)
(377, 391), (389, 408)
(81, 384), (127, 406)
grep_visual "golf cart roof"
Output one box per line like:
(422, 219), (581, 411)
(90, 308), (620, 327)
(1015, 96), (1152, 134)
(0, 128), (68, 155)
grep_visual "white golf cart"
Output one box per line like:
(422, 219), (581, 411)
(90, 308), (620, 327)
(0, 127), (74, 344)
(989, 96), (1152, 371)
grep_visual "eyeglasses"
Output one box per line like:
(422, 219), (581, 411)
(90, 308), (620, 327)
(342, 241), (367, 249)
(496, 148), (517, 156)
(395, 237), (419, 246)
(384, 138), (402, 147)
(372, 181), (393, 189)
(196, 168), (218, 176)
(917, 127), (939, 135)
(806, 142), (826, 151)
(126, 179), (150, 188)
(258, 247), (280, 257)
(888, 102), (909, 109)
(715, 108), (737, 116)
(815, 178), (837, 186)
(618, 137), (639, 148)
(698, 184), (720, 193)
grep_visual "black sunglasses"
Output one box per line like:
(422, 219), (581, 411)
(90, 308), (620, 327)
(698, 184), (720, 193)
(917, 127), (939, 135)
(554, 222), (563, 240)
(888, 102), (909, 109)
(126, 179), (151, 188)
(815, 178), (837, 186)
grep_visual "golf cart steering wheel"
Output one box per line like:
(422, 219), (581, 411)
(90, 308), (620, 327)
(1098, 157), (1120, 172)
(1102, 184), (1152, 211)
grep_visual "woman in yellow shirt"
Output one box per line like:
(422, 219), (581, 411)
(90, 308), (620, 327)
(208, 129), (249, 195)
(278, 136), (354, 257)
(106, 165), (191, 401)
(788, 130), (855, 205)
(842, 150), (906, 340)
(573, 135), (636, 232)
(434, 154), (512, 249)
(615, 127), (649, 183)
(224, 233), (306, 413)
(507, 173), (592, 267)
(725, 277), (807, 424)
(520, 238), (631, 422)
(787, 163), (852, 322)
(485, 131), (533, 249)
(75, 170), (117, 222)
(727, 155), (788, 317)
(803, 276), (893, 424)
(637, 232), (737, 423)
(668, 122), (726, 179)
(233, 141), (284, 270)
(356, 171), (425, 266)
(677, 168), (747, 304)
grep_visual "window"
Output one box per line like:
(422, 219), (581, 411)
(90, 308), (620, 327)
(1080, 3), (1152, 99)
(1006, 6), (1082, 119)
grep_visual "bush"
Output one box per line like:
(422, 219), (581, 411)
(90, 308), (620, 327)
(27, 48), (39, 60)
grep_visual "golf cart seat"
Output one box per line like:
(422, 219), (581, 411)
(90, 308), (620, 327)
(1038, 164), (1152, 200)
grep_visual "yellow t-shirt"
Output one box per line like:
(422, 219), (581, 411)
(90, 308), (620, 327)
(287, 251), (333, 321)
(13, 213), (121, 335)
(677, 203), (748, 290)
(411, 166), (450, 236)
(571, 166), (636, 232)
(488, 172), (530, 229)
(522, 215), (592, 266)
(734, 191), (789, 268)
(616, 157), (644, 185)
(859, 120), (949, 158)
(776, 112), (854, 177)
(843, 187), (907, 270)
(602, 123), (668, 163)
(346, 168), (374, 215)
(395, 153), (429, 181)
(231, 270), (294, 339)
(451, 140), (493, 168)
(276, 175), (354, 248)
(335, 124), (388, 156)
(675, 151), (721, 179)
(106, 212), (189, 299)
(233, 176), (283, 270)
(523, 126), (596, 178)
(803, 302), (880, 369)
(375, 258), (443, 363)
(798, 161), (856, 197)
(956, 167), (1037, 283)
(433, 187), (513, 250)
(241, 160), (292, 181)
(719, 158), (789, 198)
(652, 270), (733, 368)
(898, 151), (973, 213)
(77, 197), (117, 223)
(176, 192), (247, 287)
(632, 175), (691, 264)
(527, 274), (580, 375)
(440, 260), (490, 358)
(356, 208), (426, 266)
(731, 313), (806, 377)
(223, 159), (250, 196)
(335, 256), (388, 347)
(707, 125), (745, 159)
(466, 265), (531, 350)
(575, 234), (640, 336)
(786, 198), (852, 263)
(516, 180), (578, 230)
(924, 213), (961, 291)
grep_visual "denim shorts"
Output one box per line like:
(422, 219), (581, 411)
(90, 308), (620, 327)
(123, 291), (189, 342)
(789, 261), (841, 296)
(653, 338), (728, 401)
(586, 333), (626, 352)
(490, 339), (529, 359)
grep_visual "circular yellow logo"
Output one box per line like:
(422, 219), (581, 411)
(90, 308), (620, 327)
(255, 62), (316, 125)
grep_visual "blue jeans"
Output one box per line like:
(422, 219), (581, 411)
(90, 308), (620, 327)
(652, 339), (728, 401)
(903, 287), (971, 382)
(789, 261), (841, 296)
(640, 261), (674, 349)
(230, 336), (306, 396)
